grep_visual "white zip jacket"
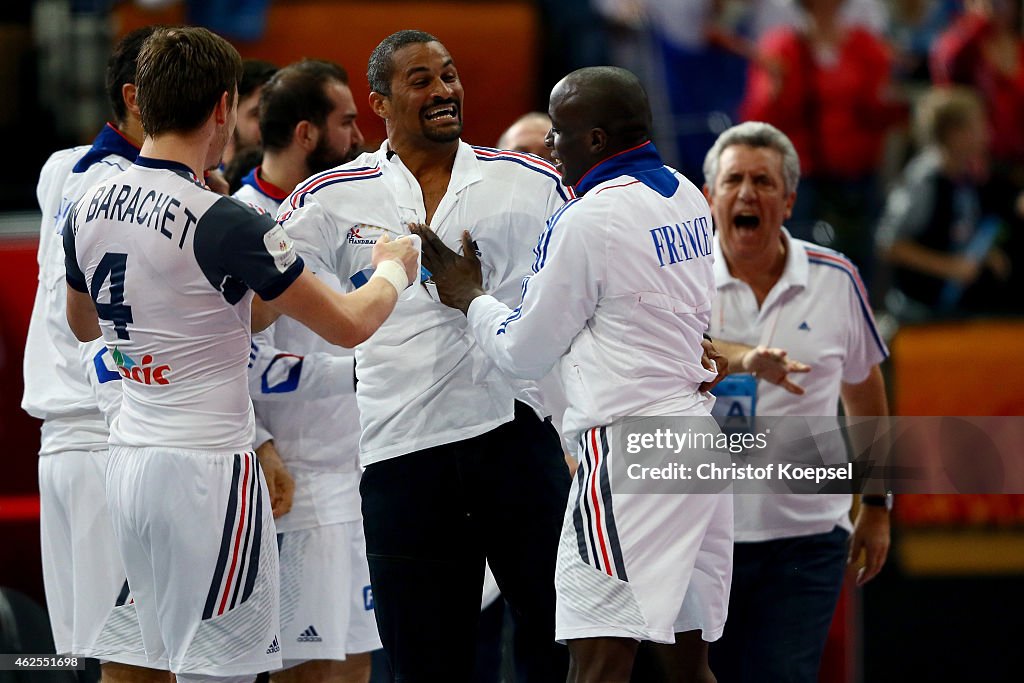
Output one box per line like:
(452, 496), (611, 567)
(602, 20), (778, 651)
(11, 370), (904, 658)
(466, 142), (718, 445)
(278, 141), (570, 464)
(22, 124), (137, 454)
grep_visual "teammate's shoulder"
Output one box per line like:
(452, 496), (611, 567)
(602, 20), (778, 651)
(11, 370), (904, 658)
(471, 145), (574, 203)
(283, 155), (384, 210)
(42, 145), (89, 170)
(215, 193), (276, 221)
(232, 184), (279, 215)
(546, 195), (586, 228)
(471, 145), (561, 180)
(37, 146), (89, 185)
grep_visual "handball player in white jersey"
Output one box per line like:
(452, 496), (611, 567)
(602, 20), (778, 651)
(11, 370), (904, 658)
(62, 27), (417, 683)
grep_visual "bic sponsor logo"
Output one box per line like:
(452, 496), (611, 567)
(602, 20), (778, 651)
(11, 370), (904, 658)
(362, 586), (374, 611)
(297, 625), (322, 643)
(346, 224), (386, 245)
(112, 347), (171, 385)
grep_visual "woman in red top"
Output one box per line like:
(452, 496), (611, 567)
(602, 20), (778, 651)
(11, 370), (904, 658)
(739, 0), (906, 284)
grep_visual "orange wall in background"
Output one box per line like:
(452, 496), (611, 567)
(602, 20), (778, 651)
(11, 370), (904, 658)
(113, 0), (541, 150)
(890, 320), (1024, 528)
(890, 319), (1024, 417)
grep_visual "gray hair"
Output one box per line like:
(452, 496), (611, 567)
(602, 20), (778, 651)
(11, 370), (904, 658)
(702, 121), (800, 195)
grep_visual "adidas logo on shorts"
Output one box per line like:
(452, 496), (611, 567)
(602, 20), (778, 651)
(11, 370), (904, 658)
(297, 625), (322, 643)
(266, 636), (280, 654)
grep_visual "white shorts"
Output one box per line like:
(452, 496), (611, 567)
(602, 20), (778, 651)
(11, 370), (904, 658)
(105, 446), (281, 676)
(555, 426), (733, 645)
(38, 450), (149, 666)
(276, 521), (380, 667)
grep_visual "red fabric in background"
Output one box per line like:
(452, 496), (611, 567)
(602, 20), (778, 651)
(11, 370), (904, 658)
(0, 236), (44, 602)
(931, 12), (1024, 166)
(740, 27), (905, 179)
(0, 236), (42, 482)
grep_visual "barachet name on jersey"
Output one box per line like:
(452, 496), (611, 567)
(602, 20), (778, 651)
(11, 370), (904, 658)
(80, 182), (198, 249)
(649, 215), (712, 268)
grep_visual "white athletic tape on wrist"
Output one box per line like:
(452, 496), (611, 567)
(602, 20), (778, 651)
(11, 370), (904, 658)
(370, 259), (410, 296)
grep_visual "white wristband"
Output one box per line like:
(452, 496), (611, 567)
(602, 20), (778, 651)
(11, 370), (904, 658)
(370, 259), (409, 297)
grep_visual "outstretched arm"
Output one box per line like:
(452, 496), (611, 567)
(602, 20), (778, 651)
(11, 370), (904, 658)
(264, 234), (418, 348)
(712, 339), (811, 395)
(412, 222), (597, 381)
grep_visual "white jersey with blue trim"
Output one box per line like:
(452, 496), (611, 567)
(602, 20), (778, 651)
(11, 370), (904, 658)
(232, 165), (289, 216)
(235, 168), (357, 421)
(278, 140), (570, 464)
(466, 142), (719, 445)
(708, 229), (889, 541)
(232, 176), (362, 529)
(23, 124), (138, 455)
(64, 156), (305, 451)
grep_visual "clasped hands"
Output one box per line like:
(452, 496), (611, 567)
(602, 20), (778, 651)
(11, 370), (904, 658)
(408, 224), (485, 314)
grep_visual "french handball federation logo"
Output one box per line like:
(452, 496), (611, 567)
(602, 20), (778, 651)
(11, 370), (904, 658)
(346, 224), (389, 245)
(112, 346), (172, 385)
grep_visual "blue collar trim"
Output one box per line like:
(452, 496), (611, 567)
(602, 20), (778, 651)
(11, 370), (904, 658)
(241, 165), (289, 200)
(134, 155), (199, 180)
(573, 141), (678, 198)
(72, 123), (140, 174)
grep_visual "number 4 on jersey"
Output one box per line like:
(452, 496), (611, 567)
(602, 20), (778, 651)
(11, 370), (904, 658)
(90, 252), (133, 339)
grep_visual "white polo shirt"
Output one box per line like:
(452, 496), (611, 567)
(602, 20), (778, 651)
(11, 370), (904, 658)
(278, 141), (570, 464)
(708, 229), (888, 541)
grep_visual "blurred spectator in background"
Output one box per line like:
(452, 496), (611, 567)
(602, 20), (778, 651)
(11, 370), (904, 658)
(931, 0), (1024, 183)
(496, 112), (553, 161)
(222, 58), (276, 167)
(888, 0), (962, 81)
(753, 0), (890, 38)
(627, 0), (750, 183)
(877, 86), (1018, 319)
(739, 0), (906, 283)
(537, 0), (609, 109)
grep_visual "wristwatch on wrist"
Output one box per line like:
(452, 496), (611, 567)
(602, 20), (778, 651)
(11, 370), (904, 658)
(861, 492), (893, 511)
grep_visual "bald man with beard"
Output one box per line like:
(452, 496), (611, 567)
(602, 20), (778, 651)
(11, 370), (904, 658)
(414, 66), (732, 683)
